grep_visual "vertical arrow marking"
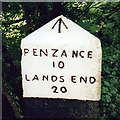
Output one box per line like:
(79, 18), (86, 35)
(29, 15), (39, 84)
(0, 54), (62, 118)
(52, 18), (68, 33)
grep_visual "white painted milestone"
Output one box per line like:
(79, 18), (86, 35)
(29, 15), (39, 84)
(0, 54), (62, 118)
(21, 15), (102, 101)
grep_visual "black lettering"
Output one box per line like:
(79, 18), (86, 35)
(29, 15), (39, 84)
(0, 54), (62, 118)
(58, 61), (64, 69)
(53, 61), (55, 68)
(88, 51), (92, 58)
(79, 51), (84, 58)
(59, 76), (64, 82)
(80, 76), (87, 83)
(42, 75), (48, 81)
(25, 74), (30, 81)
(61, 50), (67, 57)
(33, 49), (38, 56)
(51, 86), (58, 93)
(32, 75), (39, 81)
(89, 77), (96, 84)
(40, 49), (48, 57)
(51, 49), (58, 57)
(71, 76), (76, 83)
(24, 48), (29, 56)
(72, 50), (78, 58)
(51, 75), (57, 82)
(60, 86), (67, 93)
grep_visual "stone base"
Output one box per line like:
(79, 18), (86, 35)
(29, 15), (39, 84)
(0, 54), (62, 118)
(24, 98), (100, 118)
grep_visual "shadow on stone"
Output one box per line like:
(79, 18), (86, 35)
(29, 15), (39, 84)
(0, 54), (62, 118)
(24, 98), (100, 119)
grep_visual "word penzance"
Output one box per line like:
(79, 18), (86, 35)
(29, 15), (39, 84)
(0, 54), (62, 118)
(24, 48), (93, 58)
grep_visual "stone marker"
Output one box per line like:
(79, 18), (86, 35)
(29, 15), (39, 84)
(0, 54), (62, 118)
(21, 15), (102, 101)
(21, 15), (102, 118)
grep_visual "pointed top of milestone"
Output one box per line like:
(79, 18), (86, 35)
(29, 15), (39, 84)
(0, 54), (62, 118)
(52, 15), (68, 33)
(22, 15), (100, 45)
(60, 15), (64, 18)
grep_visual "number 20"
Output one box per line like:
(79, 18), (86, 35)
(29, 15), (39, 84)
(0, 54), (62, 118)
(51, 86), (67, 93)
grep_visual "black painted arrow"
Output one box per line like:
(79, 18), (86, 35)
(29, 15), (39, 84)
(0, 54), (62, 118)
(52, 18), (68, 33)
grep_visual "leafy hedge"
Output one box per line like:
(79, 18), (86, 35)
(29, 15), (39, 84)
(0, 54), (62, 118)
(2, 2), (120, 119)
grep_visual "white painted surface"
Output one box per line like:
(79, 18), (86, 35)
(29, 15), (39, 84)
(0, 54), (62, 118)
(21, 15), (102, 101)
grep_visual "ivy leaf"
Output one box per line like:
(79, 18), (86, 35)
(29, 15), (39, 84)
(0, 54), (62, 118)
(111, 111), (116, 116)
(104, 67), (111, 74)
(111, 89), (117, 94)
(105, 95), (111, 102)
(106, 22), (115, 28)
(104, 81), (110, 86)
(113, 15), (119, 21)
(102, 87), (109, 93)
(116, 94), (120, 101)
(112, 71), (116, 75)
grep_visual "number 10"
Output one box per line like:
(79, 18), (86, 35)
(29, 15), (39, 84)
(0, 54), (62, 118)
(53, 61), (65, 69)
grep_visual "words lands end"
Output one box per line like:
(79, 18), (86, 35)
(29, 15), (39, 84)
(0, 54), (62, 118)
(21, 15), (102, 101)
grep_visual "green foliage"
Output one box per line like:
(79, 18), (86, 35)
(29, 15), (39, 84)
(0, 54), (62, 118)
(2, 2), (120, 119)
(66, 2), (120, 118)
(101, 45), (120, 119)
(2, 78), (24, 119)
